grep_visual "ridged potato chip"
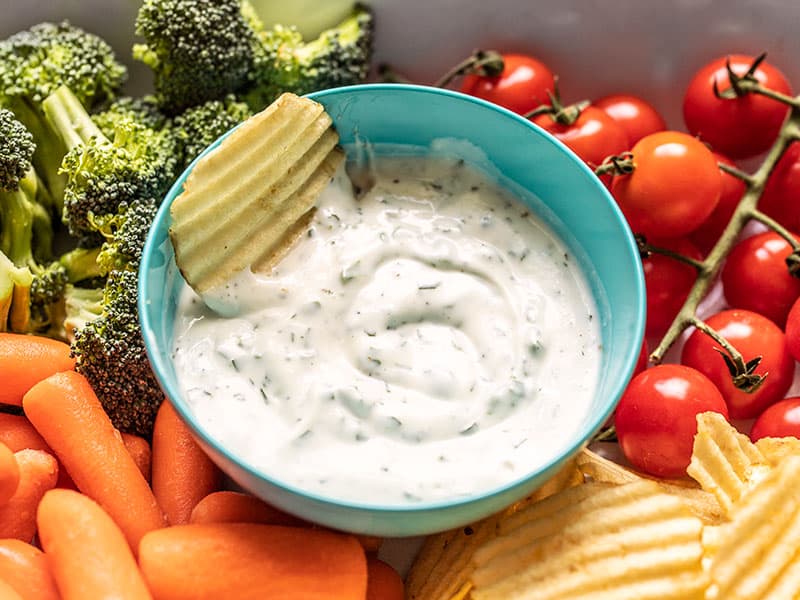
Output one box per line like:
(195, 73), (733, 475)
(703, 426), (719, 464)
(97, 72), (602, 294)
(686, 411), (770, 515)
(169, 92), (344, 294)
(406, 460), (582, 600)
(579, 448), (724, 524)
(755, 436), (800, 466)
(471, 480), (708, 600)
(706, 455), (800, 599)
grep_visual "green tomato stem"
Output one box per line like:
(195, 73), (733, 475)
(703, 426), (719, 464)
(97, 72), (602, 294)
(650, 105), (800, 364)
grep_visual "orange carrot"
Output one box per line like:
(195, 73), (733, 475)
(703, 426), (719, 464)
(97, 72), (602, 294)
(0, 444), (18, 505)
(0, 449), (58, 541)
(352, 534), (384, 553)
(0, 334), (75, 406)
(0, 415), (76, 489)
(121, 432), (152, 482)
(189, 490), (305, 527)
(37, 488), (153, 600)
(0, 413), (49, 452)
(366, 557), (405, 600)
(0, 579), (23, 600)
(22, 371), (167, 551)
(0, 539), (60, 600)
(139, 523), (367, 600)
(151, 400), (221, 525)
(187, 490), (382, 552)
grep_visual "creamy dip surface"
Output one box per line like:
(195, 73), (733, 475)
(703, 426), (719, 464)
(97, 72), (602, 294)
(172, 155), (601, 505)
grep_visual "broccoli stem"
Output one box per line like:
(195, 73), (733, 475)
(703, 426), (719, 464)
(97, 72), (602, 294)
(59, 246), (103, 283)
(42, 85), (108, 153)
(0, 251), (33, 332)
(0, 187), (34, 267)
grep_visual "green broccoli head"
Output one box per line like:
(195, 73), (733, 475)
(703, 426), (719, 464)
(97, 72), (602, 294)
(0, 21), (126, 109)
(42, 85), (178, 244)
(71, 269), (164, 436)
(246, 4), (374, 110)
(92, 95), (169, 139)
(0, 108), (35, 192)
(133, 0), (263, 114)
(172, 96), (252, 170)
(91, 198), (158, 275)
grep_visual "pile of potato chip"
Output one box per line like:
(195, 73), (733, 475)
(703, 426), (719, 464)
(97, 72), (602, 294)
(406, 412), (800, 599)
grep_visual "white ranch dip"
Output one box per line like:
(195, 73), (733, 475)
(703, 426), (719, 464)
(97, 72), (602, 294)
(172, 155), (601, 505)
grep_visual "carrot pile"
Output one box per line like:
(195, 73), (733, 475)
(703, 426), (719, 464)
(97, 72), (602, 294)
(0, 333), (405, 599)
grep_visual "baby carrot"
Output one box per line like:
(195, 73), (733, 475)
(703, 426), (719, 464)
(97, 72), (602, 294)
(121, 432), (152, 482)
(151, 400), (221, 525)
(22, 371), (167, 551)
(189, 490), (305, 527)
(0, 444), (18, 505)
(0, 539), (60, 600)
(0, 579), (23, 600)
(366, 557), (405, 600)
(0, 413), (49, 452)
(0, 333), (74, 406)
(37, 488), (152, 600)
(139, 523), (367, 600)
(0, 449), (58, 541)
(0, 416), (75, 489)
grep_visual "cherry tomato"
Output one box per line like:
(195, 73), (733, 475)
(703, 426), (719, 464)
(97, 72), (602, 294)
(750, 397), (800, 441)
(683, 54), (792, 159)
(531, 106), (628, 167)
(759, 142), (800, 234)
(784, 295), (800, 362)
(460, 53), (555, 116)
(611, 131), (722, 239)
(681, 309), (795, 419)
(643, 237), (702, 337)
(614, 364), (728, 478)
(594, 94), (667, 147)
(721, 231), (800, 327)
(689, 153), (747, 254)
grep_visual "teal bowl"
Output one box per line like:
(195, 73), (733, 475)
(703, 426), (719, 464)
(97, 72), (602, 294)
(139, 84), (645, 537)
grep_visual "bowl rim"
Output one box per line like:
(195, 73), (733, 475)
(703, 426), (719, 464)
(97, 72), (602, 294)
(139, 82), (645, 515)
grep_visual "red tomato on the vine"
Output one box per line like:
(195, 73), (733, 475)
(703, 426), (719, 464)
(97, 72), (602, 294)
(531, 106), (628, 167)
(611, 131), (722, 239)
(689, 153), (747, 254)
(643, 237), (702, 338)
(759, 142), (800, 234)
(594, 94), (667, 147)
(614, 364), (728, 478)
(681, 309), (795, 419)
(683, 54), (792, 159)
(721, 231), (800, 327)
(750, 397), (800, 441)
(459, 53), (555, 116)
(784, 295), (800, 362)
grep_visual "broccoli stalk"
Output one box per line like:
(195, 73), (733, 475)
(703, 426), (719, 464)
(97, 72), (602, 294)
(0, 22), (127, 210)
(0, 251), (33, 333)
(42, 85), (179, 246)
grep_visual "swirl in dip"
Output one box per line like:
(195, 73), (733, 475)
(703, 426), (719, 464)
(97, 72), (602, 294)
(171, 154), (601, 505)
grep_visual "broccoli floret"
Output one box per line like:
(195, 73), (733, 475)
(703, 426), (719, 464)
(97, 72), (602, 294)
(133, 0), (263, 114)
(92, 95), (169, 139)
(245, 4), (374, 110)
(0, 22), (127, 206)
(71, 269), (163, 436)
(42, 85), (178, 245)
(171, 96), (252, 170)
(90, 199), (158, 275)
(0, 108), (64, 334)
